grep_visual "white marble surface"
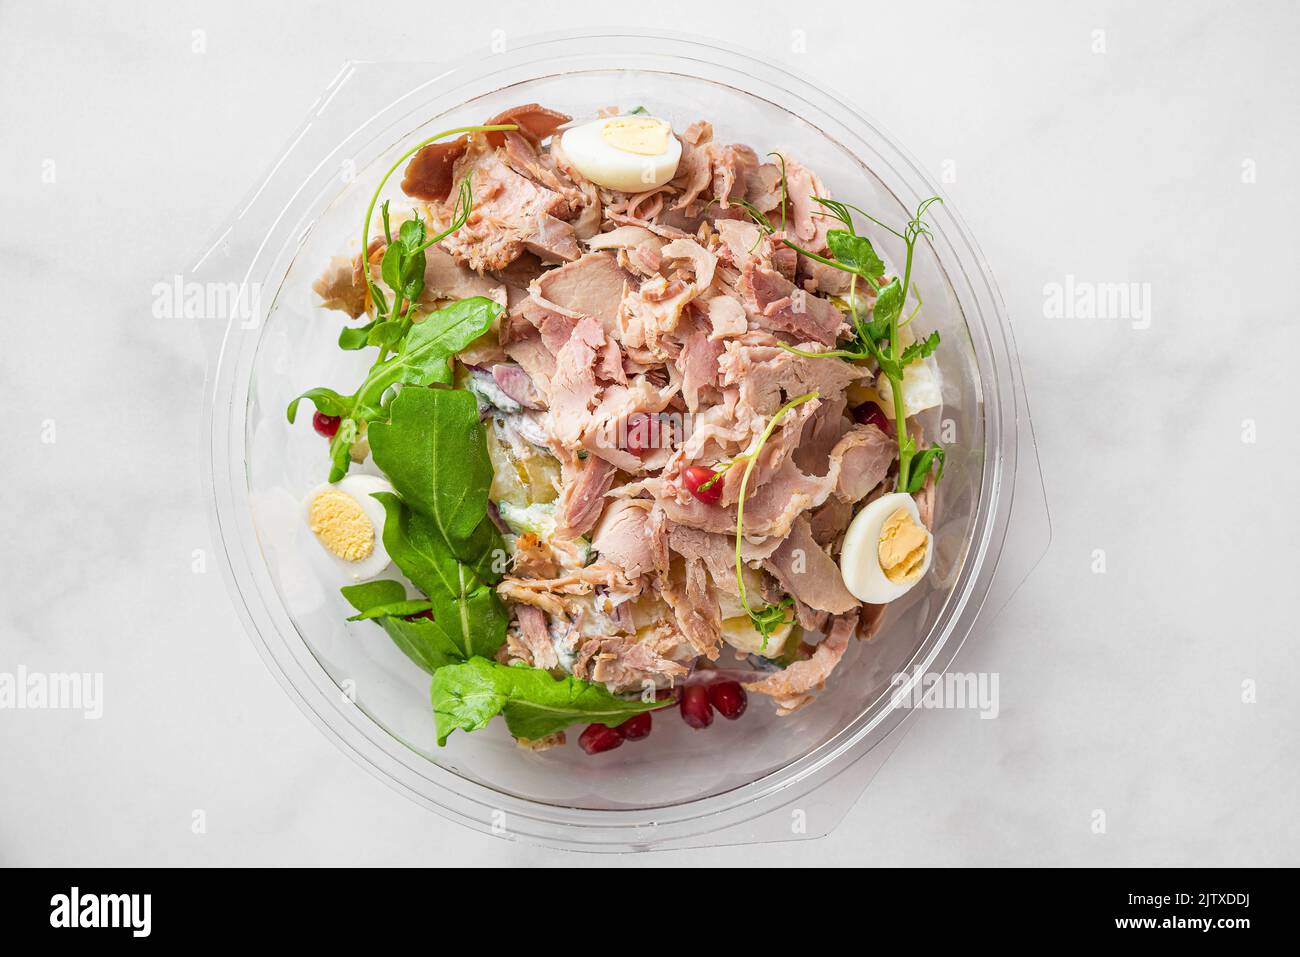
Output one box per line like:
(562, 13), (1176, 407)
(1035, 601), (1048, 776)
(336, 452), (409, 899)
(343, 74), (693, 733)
(2, 0), (1297, 866)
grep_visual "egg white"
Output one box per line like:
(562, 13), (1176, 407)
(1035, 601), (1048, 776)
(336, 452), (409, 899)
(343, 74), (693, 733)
(561, 117), (682, 193)
(875, 361), (942, 419)
(839, 492), (933, 604)
(301, 473), (395, 582)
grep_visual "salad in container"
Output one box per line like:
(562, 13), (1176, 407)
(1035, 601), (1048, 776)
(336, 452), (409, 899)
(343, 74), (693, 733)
(204, 36), (1041, 850)
(291, 102), (949, 754)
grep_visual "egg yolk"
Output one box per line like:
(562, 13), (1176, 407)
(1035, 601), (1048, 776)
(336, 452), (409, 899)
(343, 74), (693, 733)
(308, 490), (375, 562)
(601, 117), (671, 156)
(878, 508), (928, 584)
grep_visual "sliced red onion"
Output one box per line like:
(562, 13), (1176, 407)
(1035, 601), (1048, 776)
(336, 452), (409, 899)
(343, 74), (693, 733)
(485, 499), (511, 536)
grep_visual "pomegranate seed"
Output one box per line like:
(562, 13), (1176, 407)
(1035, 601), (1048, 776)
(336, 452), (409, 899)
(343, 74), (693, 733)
(679, 685), (714, 729)
(313, 411), (341, 438)
(708, 681), (748, 720)
(682, 465), (723, 505)
(578, 723), (625, 755)
(652, 689), (678, 710)
(623, 413), (660, 454)
(616, 712), (652, 740)
(855, 403), (891, 434)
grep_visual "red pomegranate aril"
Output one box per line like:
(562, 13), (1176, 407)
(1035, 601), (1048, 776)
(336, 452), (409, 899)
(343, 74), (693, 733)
(708, 681), (748, 720)
(623, 413), (659, 454)
(616, 712), (652, 741)
(682, 466), (723, 505)
(679, 685), (714, 729)
(312, 411), (341, 438)
(855, 403), (891, 434)
(578, 723), (625, 755)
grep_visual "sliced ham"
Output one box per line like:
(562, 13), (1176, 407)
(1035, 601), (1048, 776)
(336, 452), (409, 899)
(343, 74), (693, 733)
(491, 363), (545, 410)
(499, 130), (582, 212)
(548, 317), (605, 448)
(652, 424), (894, 541)
(782, 157), (833, 251)
(718, 339), (867, 418)
(739, 260), (846, 346)
(513, 604), (558, 670)
(530, 251), (628, 332)
(747, 162), (785, 213)
(498, 564), (635, 617)
(744, 610), (858, 714)
(591, 500), (668, 580)
(714, 219), (764, 270)
(401, 137), (470, 202)
(675, 307), (723, 412)
(799, 255), (855, 297)
(312, 255), (368, 318)
(524, 214), (581, 263)
(503, 331), (555, 400)
(659, 237), (717, 290)
(555, 453), (616, 538)
(586, 225), (661, 252)
(483, 103), (571, 147)
(666, 525), (782, 597)
(420, 244), (507, 306)
(657, 562), (722, 660)
(707, 295), (748, 339)
(573, 631), (689, 692)
(442, 147), (573, 271)
(762, 516), (859, 615)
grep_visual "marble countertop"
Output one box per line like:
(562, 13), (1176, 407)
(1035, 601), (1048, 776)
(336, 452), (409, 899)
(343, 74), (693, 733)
(2, 0), (1296, 865)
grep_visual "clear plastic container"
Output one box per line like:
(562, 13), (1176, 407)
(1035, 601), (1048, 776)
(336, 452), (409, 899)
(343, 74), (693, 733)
(198, 33), (1049, 851)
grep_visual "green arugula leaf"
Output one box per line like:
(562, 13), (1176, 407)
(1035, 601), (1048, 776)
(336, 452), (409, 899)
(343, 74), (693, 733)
(352, 296), (502, 418)
(373, 492), (506, 661)
(368, 387), (495, 553)
(430, 657), (666, 745)
(287, 386), (351, 423)
(341, 580), (460, 674)
(287, 296), (502, 479)
(338, 319), (379, 351)
(326, 418), (360, 483)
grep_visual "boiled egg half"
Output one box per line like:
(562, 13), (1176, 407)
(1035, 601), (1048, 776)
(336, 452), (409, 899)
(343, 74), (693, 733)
(839, 492), (933, 603)
(561, 115), (682, 192)
(301, 474), (395, 582)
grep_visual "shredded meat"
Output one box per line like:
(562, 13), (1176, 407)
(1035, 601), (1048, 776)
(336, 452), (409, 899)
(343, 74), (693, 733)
(315, 102), (949, 721)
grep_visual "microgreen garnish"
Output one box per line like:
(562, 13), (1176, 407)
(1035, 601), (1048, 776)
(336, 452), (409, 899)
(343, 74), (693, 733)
(361, 171), (478, 359)
(730, 197), (775, 237)
(354, 125), (515, 360)
(779, 197), (946, 495)
(733, 391), (820, 650)
(292, 124), (516, 475)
